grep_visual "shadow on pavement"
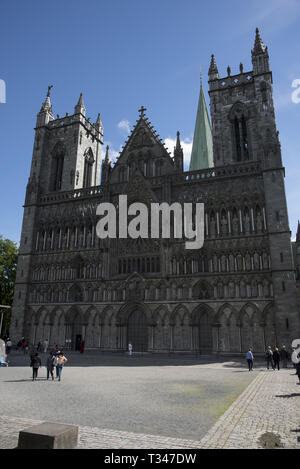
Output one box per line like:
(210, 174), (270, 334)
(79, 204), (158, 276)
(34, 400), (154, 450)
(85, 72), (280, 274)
(3, 351), (288, 370)
(2, 351), (254, 368)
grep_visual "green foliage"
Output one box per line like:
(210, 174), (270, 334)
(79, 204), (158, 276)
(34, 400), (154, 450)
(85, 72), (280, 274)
(0, 235), (18, 335)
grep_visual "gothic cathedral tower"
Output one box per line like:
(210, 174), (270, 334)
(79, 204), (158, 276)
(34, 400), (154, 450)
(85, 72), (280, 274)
(9, 88), (103, 341)
(208, 29), (299, 344)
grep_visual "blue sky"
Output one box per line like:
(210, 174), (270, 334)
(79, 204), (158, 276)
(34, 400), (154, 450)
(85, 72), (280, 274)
(0, 0), (300, 243)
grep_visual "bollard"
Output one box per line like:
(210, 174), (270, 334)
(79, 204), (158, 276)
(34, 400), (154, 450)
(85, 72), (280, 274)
(17, 422), (78, 449)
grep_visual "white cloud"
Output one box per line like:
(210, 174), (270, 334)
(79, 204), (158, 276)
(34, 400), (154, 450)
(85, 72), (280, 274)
(164, 137), (193, 171)
(118, 119), (131, 134)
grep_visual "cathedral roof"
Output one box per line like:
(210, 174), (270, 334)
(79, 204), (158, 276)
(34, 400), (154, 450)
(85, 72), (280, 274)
(112, 106), (173, 168)
(189, 79), (214, 171)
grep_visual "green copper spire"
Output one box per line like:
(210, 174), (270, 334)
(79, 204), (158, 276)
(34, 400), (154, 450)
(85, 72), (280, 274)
(189, 76), (214, 171)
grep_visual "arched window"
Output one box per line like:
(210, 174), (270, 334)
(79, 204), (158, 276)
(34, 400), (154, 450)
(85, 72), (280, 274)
(119, 166), (127, 182)
(229, 103), (250, 162)
(155, 159), (162, 176)
(83, 149), (94, 188)
(50, 142), (65, 191)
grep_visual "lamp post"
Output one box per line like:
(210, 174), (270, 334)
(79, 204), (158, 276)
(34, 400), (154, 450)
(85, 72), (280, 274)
(0, 305), (11, 337)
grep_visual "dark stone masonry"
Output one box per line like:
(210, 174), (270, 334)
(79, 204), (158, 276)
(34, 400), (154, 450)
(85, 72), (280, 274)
(9, 29), (300, 354)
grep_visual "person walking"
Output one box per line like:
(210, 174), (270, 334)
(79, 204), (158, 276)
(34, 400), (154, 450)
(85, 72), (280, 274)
(17, 339), (22, 352)
(128, 342), (133, 356)
(265, 346), (274, 370)
(246, 348), (254, 371)
(79, 339), (85, 354)
(56, 352), (68, 381)
(280, 345), (289, 368)
(5, 338), (12, 355)
(29, 344), (36, 359)
(43, 339), (49, 353)
(46, 352), (56, 380)
(30, 353), (42, 381)
(273, 347), (281, 370)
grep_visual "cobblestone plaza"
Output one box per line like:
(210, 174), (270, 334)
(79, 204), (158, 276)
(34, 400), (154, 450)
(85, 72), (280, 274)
(0, 352), (299, 449)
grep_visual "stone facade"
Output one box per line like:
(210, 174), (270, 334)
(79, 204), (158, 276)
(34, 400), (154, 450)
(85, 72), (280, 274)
(9, 31), (300, 354)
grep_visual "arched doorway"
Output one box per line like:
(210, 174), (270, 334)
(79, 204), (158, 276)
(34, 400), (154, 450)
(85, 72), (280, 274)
(65, 307), (82, 350)
(127, 309), (148, 352)
(192, 305), (213, 353)
(198, 311), (213, 352)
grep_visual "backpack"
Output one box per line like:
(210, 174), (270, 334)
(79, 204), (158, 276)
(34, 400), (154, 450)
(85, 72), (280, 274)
(51, 355), (57, 366)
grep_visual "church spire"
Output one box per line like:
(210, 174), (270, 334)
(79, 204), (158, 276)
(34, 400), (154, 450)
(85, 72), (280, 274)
(189, 76), (214, 172)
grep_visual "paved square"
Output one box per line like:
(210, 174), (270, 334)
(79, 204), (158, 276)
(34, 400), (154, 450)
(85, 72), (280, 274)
(0, 352), (299, 449)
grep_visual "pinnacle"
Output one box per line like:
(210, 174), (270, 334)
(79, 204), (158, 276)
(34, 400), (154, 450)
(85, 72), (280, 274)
(77, 92), (84, 106)
(74, 92), (86, 115)
(253, 27), (266, 54)
(40, 85), (53, 115)
(208, 54), (219, 79)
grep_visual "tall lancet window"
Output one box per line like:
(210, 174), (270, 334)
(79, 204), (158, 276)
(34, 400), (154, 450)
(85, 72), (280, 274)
(83, 148), (94, 188)
(229, 103), (250, 162)
(50, 142), (65, 191)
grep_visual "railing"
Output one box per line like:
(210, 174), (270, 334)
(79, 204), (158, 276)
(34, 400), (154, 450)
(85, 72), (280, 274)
(182, 161), (261, 182)
(211, 71), (254, 90)
(39, 161), (261, 204)
(39, 186), (103, 204)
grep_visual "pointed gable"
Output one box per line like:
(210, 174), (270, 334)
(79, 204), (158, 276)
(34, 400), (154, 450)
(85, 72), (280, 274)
(109, 108), (175, 184)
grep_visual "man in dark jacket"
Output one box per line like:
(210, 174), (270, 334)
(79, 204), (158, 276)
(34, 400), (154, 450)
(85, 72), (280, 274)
(46, 352), (56, 380)
(273, 347), (280, 370)
(280, 345), (289, 368)
(30, 353), (42, 381)
(265, 346), (274, 370)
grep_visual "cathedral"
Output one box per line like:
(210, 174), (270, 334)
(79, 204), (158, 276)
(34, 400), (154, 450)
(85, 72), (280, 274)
(10, 29), (300, 354)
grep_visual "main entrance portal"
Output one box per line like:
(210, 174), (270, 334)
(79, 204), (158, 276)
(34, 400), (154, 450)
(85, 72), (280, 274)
(127, 309), (148, 352)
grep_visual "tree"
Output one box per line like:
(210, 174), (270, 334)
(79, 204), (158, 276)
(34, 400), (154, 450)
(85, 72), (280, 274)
(0, 235), (18, 336)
